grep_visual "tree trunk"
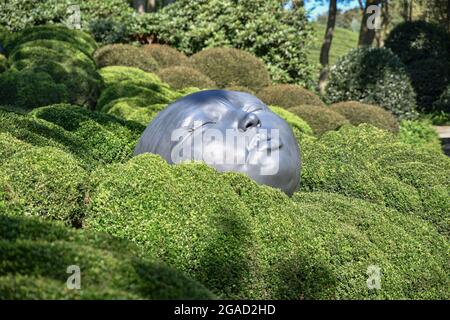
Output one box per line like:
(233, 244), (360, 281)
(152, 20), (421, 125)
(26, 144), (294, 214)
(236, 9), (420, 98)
(147, 0), (157, 12)
(318, 0), (338, 95)
(133, 0), (146, 14)
(358, 0), (382, 47)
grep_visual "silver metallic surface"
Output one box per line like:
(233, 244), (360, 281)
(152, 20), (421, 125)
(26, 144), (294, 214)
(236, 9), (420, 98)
(134, 90), (301, 195)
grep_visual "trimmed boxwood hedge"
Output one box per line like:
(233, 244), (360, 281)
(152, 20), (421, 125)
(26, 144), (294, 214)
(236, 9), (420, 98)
(190, 48), (271, 91)
(300, 124), (450, 237)
(142, 44), (189, 69)
(157, 66), (215, 90)
(257, 84), (326, 109)
(0, 213), (215, 299)
(329, 101), (399, 133)
(288, 105), (350, 136)
(399, 119), (442, 153)
(94, 44), (159, 72)
(269, 106), (313, 142)
(0, 106), (144, 169)
(0, 147), (87, 226)
(83, 153), (450, 299)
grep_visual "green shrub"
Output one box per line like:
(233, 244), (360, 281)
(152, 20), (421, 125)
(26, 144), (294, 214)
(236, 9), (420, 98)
(0, 132), (31, 164)
(288, 105), (349, 136)
(97, 66), (180, 111)
(385, 21), (450, 65)
(330, 101), (399, 133)
(30, 104), (144, 167)
(0, 68), (69, 110)
(269, 106), (313, 141)
(433, 84), (450, 113)
(300, 124), (450, 236)
(142, 44), (189, 69)
(406, 58), (449, 111)
(6, 25), (97, 56)
(0, 107), (143, 169)
(190, 48), (271, 91)
(84, 154), (450, 299)
(257, 84), (326, 109)
(224, 86), (255, 94)
(106, 100), (167, 125)
(0, 147), (87, 226)
(0, 213), (215, 299)
(88, 18), (130, 45)
(94, 44), (159, 72)
(157, 66), (215, 90)
(0, 54), (7, 72)
(151, 0), (315, 86)
(399, 119), (442, 153)
(325, 48), (418, 120)
(6, 38), (102, 108)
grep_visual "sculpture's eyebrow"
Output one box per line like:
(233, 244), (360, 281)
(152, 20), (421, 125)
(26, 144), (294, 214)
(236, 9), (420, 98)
(242, 105), (264, 113)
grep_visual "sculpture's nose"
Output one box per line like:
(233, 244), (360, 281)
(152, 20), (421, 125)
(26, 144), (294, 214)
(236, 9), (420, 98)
(238, 112), (261, 131)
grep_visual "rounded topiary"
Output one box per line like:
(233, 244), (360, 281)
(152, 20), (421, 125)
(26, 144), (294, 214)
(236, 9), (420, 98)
(190, 48), (271, 91)
(269, 105), (313, 142)
(224, 86), (255, 95)
(325, 47), (418, 120)
(329, 101), (399, 133)
(0, 132), (31, 164)
(0, 68), (69, 111)
(94, 44), (159, 72)
(7, 25), (98, 57)
(288, 105), (349, 136)
(257, 84), (325, 109)
(142, 44), (189, 69)
(0, 147), (87, 226)
(385, 21), (450, 65)
(157, 66), (216, 90)
(0, 214), (215, 300)
(6, 39), (102, 108)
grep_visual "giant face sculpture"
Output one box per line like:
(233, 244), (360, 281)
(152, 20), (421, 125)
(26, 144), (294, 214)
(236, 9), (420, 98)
(134, 90), (300, 195)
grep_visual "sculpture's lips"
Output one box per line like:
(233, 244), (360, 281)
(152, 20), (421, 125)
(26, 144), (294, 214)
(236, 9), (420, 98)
(248, 135), (283, 151)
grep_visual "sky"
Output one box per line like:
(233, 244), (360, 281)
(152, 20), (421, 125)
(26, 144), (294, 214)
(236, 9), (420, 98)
(304, 0), (361, 19)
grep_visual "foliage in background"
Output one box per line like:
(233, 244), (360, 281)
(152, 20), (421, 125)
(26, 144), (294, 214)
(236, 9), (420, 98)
(399, 119), (442, 153)
(93, 44), (159, 72)
(148, 0), (315, 87)
(326, 47), (418, 119)
(385, 21), (450, 112)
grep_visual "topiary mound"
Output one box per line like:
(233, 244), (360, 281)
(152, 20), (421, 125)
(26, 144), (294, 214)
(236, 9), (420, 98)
(325, 48), (418, 119)
(30, 104), (145, 167)
(157, 66), (215, 90)
(329, 101), (399, 133)
(5, 25), (98, 57)
(0, 147), (87, 226)
(190, 48), (271, 91)
(288, 105), (349, 136)
(301, 124), (450, 237)
(269, 106), (313, 142)
(142, 44), (189, 69)
(224, 86), (255, 95)
(94, 44), (159, 72)
(257, 84), (325, 108)
(0, 213), (215, 299)
(399, 119), (442, 153)
(83, 153), (450, 299)
(0, 106), (144, 169)
(1, 25), (102, 109)
(0, 132), (31, 164)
